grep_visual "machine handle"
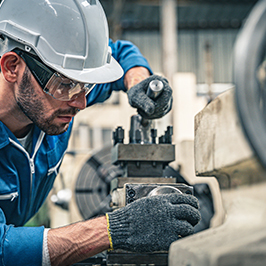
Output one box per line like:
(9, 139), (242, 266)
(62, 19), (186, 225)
(146, 79), (164, 100)
(140, 79), (164, 127)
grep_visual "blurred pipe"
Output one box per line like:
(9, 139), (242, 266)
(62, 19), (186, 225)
(204, 41), (215, 103)
(161, 0), (178, 125)
(161, 0), (178, 81)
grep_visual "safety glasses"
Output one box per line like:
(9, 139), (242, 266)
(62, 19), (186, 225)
(12, 48), (95, 101)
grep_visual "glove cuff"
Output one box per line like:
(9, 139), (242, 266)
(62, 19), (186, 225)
(106, 213), (114, 251)
(106, 209), (131, 250)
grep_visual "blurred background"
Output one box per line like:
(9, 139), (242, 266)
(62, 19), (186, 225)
(25, 0), (259, 228)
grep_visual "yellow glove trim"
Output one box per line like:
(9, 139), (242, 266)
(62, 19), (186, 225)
(106, 213), (114, 250)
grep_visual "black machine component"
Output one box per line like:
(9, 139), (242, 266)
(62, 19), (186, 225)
(112, 116), (175, 177)
(125, 183), (193, 204)
(108, 119), (188, 266)
(75, 146), (113, 220)
(234, 0), (266, 170)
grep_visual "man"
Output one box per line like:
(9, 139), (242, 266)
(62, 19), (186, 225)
(0, 0), (201, 265)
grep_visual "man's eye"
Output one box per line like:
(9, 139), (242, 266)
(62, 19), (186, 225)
(61, 82), (74, 88)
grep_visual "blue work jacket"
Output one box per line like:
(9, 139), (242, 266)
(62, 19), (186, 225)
(0, 39), (152, 266)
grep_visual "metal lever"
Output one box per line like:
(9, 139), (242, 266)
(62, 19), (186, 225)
(146, 79), (164, 100)
(141, 79), (164, 127)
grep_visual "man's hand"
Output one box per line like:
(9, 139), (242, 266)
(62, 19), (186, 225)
(127, 74), (173, 119)
(106, 193), (201, 253)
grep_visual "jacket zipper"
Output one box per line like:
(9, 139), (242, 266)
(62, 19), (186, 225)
(0, 192), (19, 201)
(9, 131), (45, 216)
(47, 151), (66, 176)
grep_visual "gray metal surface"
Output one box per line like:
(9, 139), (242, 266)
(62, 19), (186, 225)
(125, 183), (193, 205)
(111, 143), (175, 178)
(169, 182), (266, 266)
(111, 177), (177, 190)
(112, 143), (175, 163)
(169, 2), (266, 264)
(234, 0), (266, 171)
(107, 250), (168, 265)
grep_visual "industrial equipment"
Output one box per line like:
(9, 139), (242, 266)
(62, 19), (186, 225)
(72, 81), (214, 266)
(69, 0), (266, 265)
(107, 114), (192, 266)
(169, 1), (266, 265)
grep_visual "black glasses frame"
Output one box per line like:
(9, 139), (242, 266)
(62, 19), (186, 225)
(12, 48), (55, 91)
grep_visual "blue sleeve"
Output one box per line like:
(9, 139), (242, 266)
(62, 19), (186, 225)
(0, 209), (43, 266)
(86, 39), (153, 107)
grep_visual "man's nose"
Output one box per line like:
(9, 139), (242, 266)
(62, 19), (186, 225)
(67, 91), (87, 110)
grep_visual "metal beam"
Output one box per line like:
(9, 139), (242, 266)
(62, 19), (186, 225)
(161, 0), (178, 81)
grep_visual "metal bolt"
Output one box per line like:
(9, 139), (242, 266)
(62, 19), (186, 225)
(127, 198), (135, 204)
(165, 126), (173, 144)
(159, 135), (165, 144)
(113, 126), (124, 145)
(128, 189), (136, 198)
(151, 128), (157, 144)
(135, 129), (141, 143)
(117, 126), (124, 143)
(185, 190), (193, 195)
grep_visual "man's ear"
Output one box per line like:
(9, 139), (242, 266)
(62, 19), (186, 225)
(0, 52), (21, 83)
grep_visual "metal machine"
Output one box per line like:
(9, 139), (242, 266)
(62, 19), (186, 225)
(73, 81), (214, 266)
(107, 115), (193, 266)
(72, 0), (266, 265)
(168, 1), (266, 265)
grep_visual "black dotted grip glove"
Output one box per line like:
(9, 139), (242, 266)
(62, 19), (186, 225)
(127, 75), (173, 119)
(106, 193), (201, 253)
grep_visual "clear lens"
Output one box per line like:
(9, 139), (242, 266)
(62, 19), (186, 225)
(44, 73), (95, 101)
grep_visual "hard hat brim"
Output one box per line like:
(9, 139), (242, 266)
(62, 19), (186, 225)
(52, 56), (124, 84)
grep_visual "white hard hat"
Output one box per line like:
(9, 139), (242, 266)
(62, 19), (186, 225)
(0, 0), (124, 84)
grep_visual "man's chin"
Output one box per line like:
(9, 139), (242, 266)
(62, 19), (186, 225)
(42, 122), (70, 135)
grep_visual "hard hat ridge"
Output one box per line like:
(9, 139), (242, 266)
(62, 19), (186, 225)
(0, 0), (123, 84)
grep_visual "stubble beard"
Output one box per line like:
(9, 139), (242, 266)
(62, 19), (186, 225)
(16, 67), (78, 135)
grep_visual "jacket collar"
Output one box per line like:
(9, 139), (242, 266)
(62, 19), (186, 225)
(0, 121), (12, 149)
(0, 122), (41, 150)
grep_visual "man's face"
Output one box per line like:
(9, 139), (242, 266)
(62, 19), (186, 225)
(16, 66), (82, 135)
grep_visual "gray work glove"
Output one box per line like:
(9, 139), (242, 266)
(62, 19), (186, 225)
(106, 193), (201, 253)
(127, 75), (173, 119)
